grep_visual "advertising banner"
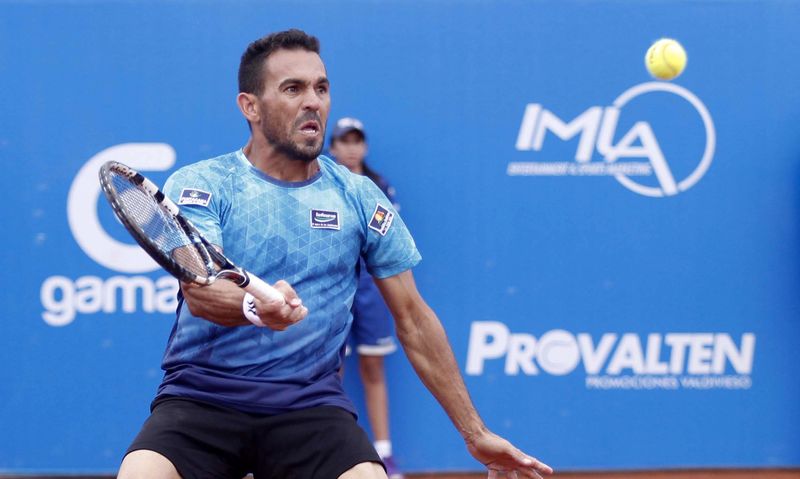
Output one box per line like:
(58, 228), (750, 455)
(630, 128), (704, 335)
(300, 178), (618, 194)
(2, 0), (799, 473)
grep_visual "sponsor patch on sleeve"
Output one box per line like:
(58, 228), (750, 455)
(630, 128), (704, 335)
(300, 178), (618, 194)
(368, 203), (394, 236)
(310, 209), (340, 230)
(178, 188), (212, 206)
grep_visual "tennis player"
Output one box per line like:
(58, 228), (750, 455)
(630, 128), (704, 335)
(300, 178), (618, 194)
(118, 29), (553, 479)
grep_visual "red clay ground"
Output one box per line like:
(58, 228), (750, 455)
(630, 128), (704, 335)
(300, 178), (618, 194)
(410, 471), (800, 479)
(3, 469), (799, 478)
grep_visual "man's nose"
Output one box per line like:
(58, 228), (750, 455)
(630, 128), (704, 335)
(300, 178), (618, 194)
(301, 89), (323, 110)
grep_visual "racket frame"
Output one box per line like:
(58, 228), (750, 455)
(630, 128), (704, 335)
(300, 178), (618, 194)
(98, 161), (283, 303)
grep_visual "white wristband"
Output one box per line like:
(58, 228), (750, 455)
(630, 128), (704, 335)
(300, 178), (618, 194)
(242, 293), (265, 327)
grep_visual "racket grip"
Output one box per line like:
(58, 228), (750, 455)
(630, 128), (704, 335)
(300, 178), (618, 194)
(242, 271), (286, 305)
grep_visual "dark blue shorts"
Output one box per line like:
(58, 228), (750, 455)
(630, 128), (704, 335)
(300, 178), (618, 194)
(125, 396), (382, 479)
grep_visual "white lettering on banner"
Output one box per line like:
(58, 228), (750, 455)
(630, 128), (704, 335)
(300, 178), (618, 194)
(515, 105), (603, 162)
(509, 82), (716, 198)
(41, 143), (179, 326)
(465, 321), (755, 390)
(67, 143), (175, 272)
(41, 275), (179, 327)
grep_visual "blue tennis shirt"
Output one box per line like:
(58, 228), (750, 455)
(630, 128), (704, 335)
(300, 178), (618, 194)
(156, 150), (421, 415)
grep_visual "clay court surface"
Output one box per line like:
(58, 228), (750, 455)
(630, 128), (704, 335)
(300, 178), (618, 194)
(411, 471), (800, 479)
(2, 470), (799, 478)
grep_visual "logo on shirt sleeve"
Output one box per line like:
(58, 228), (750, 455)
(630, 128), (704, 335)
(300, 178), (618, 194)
(178, 188), (212, 206)
(310, 209), (340, 230)
(368, 203), (394, 236)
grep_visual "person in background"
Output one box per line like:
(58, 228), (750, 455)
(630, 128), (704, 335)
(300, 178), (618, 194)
(330, 117), (403, 478)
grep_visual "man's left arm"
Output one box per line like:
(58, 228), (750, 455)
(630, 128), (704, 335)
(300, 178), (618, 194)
(374, 270), (553, 478)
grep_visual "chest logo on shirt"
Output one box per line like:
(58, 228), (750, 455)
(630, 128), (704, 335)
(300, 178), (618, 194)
(178, 188), (212, 207)
(368, 203), (394, 236)
(310, 209), (340, 230)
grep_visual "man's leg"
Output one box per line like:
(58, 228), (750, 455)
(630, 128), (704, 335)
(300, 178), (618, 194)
(121, 397), (251, 479)
(339, 461), (388, 479)
(118, 449), (181, 479)
(252, 406), (383, 479)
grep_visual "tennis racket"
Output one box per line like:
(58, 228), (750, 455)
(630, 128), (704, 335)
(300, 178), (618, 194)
(98, 160), (285, 305)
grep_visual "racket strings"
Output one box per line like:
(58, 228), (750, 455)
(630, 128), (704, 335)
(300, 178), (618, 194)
(110, 173), (214, 280)
(173, 228), (225, 278)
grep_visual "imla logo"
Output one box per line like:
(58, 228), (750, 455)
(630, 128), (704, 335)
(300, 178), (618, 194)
(508, 82), (716, 197)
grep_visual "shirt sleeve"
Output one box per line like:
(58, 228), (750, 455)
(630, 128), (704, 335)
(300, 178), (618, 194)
(162, 167), (224, 248)
(356, 176), (421, 279)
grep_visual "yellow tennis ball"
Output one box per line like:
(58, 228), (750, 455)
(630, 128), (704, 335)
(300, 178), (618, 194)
(645, 38), (687, 80)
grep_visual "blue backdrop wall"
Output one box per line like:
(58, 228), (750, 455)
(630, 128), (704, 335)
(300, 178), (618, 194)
(2, 0), (799, 474)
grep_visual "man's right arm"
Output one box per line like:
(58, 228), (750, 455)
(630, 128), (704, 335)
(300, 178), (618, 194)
(374, 270), (553, 478)
(181, 280), (307, 329)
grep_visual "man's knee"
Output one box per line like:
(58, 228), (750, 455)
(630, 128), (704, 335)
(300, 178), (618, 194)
(338, 461), (387, 479)
(118, 449), (181, 479)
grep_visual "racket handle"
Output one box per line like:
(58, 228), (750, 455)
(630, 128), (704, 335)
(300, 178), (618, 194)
(242, 271), (287, 305)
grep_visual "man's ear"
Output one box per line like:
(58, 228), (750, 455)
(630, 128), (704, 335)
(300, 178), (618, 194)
(237, 92), (260, 123)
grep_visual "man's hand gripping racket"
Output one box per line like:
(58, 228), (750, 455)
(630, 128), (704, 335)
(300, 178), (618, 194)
(98, 160), (287, 314)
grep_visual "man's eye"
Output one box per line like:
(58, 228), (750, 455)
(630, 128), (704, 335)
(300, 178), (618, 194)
(286, 86), (298, 93)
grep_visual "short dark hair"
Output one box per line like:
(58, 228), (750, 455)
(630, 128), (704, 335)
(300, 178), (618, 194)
(238, 29), (321, 95)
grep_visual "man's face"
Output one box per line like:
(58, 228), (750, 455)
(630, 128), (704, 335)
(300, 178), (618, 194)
(330, 131), (367, 171)
(258, 48), (330, 163)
